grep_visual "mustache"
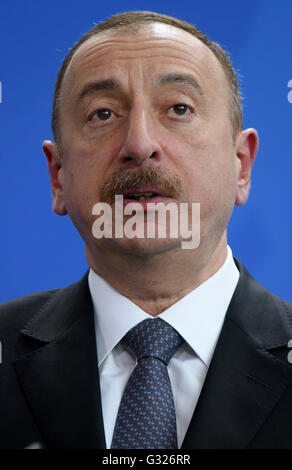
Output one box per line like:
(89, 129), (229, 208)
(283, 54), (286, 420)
(99, 166), (186, 203)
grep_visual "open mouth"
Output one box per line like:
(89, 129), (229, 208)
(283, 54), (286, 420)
(120, 186), (171, 203)
(114, 187), (174, 208)
(125, 192), (159, 201)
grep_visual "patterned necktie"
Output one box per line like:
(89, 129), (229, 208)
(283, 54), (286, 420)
(111, 318), (184, 449)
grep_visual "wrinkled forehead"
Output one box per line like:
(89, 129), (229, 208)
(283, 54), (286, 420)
(62, 22), (230, 101)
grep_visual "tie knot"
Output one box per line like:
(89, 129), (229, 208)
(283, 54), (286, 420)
(123, 318), (184, 365)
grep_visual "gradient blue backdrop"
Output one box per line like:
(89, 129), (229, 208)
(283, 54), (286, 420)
(0, 0), (291, 302)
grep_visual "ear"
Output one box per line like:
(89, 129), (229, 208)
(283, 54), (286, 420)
(235, 128), (259, 206)
(42, 140), (67, 215)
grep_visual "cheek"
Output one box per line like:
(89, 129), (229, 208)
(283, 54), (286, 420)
(62, 173), (94, 231)
(62, 135), (116, 187)
(173, 132), (237, 208)
(60, 150), (107, 228)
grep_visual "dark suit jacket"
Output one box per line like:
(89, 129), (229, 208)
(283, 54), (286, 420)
(1, 259), (292, 449)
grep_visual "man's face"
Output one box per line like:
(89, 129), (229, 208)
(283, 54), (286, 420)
(44, 23), (256, 259)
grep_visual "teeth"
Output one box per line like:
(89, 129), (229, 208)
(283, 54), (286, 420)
(126, 193), (156, 201)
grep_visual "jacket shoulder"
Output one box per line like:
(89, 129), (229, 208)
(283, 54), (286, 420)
(0, 289), (60, 333)
(0, 289), (60, 362)
(231, 258), (292, 349)
(0, 273), (90, 363)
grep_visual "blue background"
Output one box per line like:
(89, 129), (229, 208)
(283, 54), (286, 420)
(0, 0), (291, 302)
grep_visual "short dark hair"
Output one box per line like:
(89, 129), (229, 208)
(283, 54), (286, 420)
(52, 11), (243, 145)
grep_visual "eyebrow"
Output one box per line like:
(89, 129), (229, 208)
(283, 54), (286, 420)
(157, 73), (204, 95)
(78, 73), (203, 102)
(78, 79), (119, 100)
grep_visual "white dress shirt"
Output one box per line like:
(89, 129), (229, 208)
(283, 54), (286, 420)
(88, 246), (239, 448)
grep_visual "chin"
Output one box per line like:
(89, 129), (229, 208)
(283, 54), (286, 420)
(107, 236), (183, 258)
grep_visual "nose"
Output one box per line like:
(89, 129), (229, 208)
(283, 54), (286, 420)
(118, 106), (161, 166)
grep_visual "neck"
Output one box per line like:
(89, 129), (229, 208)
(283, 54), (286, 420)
(86, 233), (228, 316)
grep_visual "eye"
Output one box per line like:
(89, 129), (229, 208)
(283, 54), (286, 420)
(168, 104), (193, 118)
(91, 108), (113, 122)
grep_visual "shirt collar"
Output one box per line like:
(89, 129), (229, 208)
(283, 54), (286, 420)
(88, 246), (239, 368)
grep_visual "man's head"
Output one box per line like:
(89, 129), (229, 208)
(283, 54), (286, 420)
(43, 11), (258, 265)
(51, 11), (243, 147)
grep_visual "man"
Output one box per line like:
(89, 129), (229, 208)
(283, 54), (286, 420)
(0, 11), (292, 449)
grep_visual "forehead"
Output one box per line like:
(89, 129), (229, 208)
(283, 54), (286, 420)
(62, 23), (229, 100)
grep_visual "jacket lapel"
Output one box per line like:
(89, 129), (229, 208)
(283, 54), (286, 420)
(182, 259), (292, 449)
(14, 273), (106, 448)
(182, 316), (292, 448)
